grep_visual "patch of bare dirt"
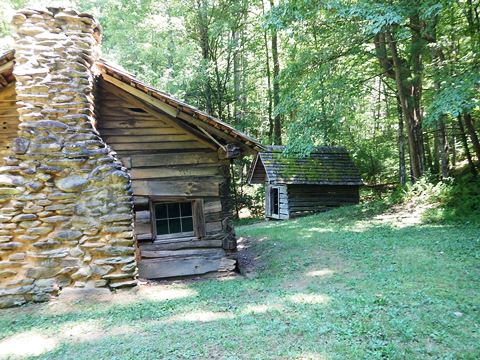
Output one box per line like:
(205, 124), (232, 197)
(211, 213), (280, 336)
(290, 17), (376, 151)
(236, 236), (263, 278)
(372, 200), (434, 227)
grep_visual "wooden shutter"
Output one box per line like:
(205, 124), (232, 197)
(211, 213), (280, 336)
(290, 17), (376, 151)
(193, 199), (206, 238)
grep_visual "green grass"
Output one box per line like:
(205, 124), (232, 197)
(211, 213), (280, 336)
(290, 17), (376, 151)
(1, 204), (479, 359)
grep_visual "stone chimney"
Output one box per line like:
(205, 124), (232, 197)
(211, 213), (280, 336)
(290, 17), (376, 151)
(0, 8), (137, 308)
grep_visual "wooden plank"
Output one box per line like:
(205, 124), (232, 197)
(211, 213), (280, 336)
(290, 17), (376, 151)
(103, 134), (195, 143)
(140, 239), (222, 251)
(98, 127), (185, 136)
(206, 221), (222, 233)
(138, 255), (235, 279)
(141, 248), (225, 258)
(130, 165), (221, 180)
(130, 151), (219, 168)
(193, 199), (206, 238)
(109, 141), (209, 151)
(99, 80), (218, 151)
(204, 200), (222, 214)
(102, 73), (179, 117)
(97, 120), (171, 129)
(132, 179), (220, 197)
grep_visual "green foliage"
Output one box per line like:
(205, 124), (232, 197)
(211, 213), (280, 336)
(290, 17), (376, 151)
(388, 175), (480, 224)
(425, 71), (480, 126)
(0, 0), (479, 188)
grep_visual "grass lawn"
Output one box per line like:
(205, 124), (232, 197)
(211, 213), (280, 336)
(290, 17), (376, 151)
(1, 204), (479, 359)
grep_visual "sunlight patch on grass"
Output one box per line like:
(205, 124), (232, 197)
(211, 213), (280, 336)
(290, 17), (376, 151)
(306, 268), (335, 278)
(0, 331), (56, 358)
(138, 285), (198, 302)
(0, 319), (139, 358)
(164, 311), (234, 323)
(307, 227), (335, 234)
(241, 303), (284, 314)
(287, 293), (331, 305)
(296, 353), (327, 360)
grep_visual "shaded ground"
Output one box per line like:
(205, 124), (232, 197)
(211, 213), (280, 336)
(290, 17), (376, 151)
(0, 204), (479, 359)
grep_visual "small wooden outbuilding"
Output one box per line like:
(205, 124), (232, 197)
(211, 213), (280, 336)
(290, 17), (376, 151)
(248, 146), (362, 219)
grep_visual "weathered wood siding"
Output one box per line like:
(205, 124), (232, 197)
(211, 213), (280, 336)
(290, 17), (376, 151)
(287, 184), (359, 217)
(265, 184), (289, 220)
(96, 80), (236, 279)
(0, 85), (19, 163)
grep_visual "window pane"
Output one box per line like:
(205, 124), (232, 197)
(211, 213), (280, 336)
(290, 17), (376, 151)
(156, 220), (169, 235)
(168, 203), (180, 218)
(180, 202), (192, 217)
(155, 204), (168, 219)
(182, 217), (193, 232)
(169, 218), (181, 233)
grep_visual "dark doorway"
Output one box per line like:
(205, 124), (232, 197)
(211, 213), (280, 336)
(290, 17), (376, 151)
(271, 187), (279, 216)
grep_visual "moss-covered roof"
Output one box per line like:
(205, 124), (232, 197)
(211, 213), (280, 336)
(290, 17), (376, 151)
(248, 146), (363, 186)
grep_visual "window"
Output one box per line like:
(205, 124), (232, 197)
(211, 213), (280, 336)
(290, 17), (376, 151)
(154, 201), (194, 237)
(271, 187), (279, 216)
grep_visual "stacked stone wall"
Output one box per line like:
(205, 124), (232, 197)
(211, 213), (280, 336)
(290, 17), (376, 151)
(0, 8), (137, 308)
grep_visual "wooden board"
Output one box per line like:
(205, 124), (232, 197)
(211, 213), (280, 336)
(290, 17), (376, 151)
(132, 180), (220, 197)
(138, 254), (235, 279)
(139, 239), (223, 251)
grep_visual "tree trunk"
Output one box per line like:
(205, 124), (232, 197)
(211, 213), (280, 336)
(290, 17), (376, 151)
(458, 115), (478, 176)
(269, 0), (282, 145)
(385, 30), (424, 180)
(196, 0), (213, 114)
(409, 14), (426, 176)
(437, 118), (449, 178)
(233, 27), (241, 124)
(396, 96), (407, 185)
(464, 113), (480, 162)
(262, 0), (273, 143)
(451, 132), (457, 167)
(425, 135), (434, 174)
(429, 19), (450, 179)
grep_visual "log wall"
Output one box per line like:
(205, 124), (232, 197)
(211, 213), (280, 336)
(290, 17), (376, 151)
(287, 184), (359, 217)
(96, 81), (236, 279)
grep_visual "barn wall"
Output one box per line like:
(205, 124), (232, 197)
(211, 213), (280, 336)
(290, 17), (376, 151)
(96, 82), (236, 279)
(287, 184), (360, 217)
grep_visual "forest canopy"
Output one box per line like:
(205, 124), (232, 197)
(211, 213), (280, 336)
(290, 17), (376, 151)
(1, 0), (479, 187)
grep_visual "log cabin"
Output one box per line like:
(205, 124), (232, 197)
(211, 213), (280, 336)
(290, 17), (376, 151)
(0, 49), (261, 280)
(248, 146), (362, 219)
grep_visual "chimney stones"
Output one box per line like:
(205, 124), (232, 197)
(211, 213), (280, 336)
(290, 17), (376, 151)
(0, 8), (137, 308)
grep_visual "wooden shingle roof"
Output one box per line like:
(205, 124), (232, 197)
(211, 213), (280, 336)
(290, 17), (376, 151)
(248, 146), (363, 186)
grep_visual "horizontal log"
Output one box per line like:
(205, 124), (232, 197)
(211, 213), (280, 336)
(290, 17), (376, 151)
(140, 239), (223, 251)
(206, 221), (222, 233)
(141, 248), (225, 259)
(97, 120), (170, 129)
(130, 165), (221, 180)
(130, 151), (220, 168)
(109, 141), (209, 151)
(103, 134), (196, 143)
(138, 255), (235, 279)
(99, 127), (184, 136)
(132, 179), (220, 197)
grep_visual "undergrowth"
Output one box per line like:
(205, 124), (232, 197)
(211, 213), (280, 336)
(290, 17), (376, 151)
(388, 174), (480, 224)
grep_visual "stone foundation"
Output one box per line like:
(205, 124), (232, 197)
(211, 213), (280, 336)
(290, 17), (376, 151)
(0, 8), (137, 308)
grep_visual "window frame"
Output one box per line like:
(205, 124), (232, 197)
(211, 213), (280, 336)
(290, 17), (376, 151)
(150, 197), (205, 241)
